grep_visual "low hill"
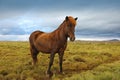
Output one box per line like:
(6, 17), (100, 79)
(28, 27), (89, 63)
(108, 39), (119, 41)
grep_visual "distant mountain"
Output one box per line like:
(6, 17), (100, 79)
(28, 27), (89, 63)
(108, 39), (119, 41)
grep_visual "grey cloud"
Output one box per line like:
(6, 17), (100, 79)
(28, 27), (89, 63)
(0, 0), (120, 41)
(0, 35), (29, 41)
(0, 18), (26, 35)
(0, 25), (26, 35)
(0, 9), (120, 37)
(0, 0), (120, 11)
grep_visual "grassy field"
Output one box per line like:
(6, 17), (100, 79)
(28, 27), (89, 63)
(0, 41), (120, 80)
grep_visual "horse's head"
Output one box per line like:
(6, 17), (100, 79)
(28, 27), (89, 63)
(65, 16), (78, 41)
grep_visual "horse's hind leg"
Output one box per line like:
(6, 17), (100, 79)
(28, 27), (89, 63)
(30, 47), (38, 65)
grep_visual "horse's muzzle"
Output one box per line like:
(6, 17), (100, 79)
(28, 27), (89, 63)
(70, 37), (75, 41)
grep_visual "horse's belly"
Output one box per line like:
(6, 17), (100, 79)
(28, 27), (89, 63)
(35, 44), (51, 53)
(35, 42), (61, 53)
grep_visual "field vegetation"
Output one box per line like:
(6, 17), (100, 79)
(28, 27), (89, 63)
(0, 41), (120, 80)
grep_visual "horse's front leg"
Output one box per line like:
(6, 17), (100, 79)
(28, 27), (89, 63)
(58, 51), (64, 73)
(47, 52), (55, 74)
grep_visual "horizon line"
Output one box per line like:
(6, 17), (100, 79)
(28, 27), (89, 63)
(0, 35), (120, 41)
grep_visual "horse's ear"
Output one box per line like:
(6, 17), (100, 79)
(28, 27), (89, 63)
(75, 17), (78, 20)
(65, 16), (69, 21)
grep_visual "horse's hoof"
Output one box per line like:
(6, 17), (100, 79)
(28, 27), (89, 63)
(46, 71), (53, 78)
(58, 71), (63, 74)
(58, 71), (65, 75)
(47, 71), (53, 74)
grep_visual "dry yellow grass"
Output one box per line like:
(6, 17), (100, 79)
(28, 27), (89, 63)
(0, 41), (120, 80)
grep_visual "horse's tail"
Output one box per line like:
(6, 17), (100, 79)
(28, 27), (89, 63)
(29, 30), (44, 52)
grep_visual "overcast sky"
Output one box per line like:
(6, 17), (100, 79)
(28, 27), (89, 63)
(0, 0), (120, 41)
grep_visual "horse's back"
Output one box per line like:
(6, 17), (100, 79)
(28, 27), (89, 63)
(30, 30), (44, 38)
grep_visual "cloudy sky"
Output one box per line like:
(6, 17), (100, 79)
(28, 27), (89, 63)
(0, 0), (120, 41)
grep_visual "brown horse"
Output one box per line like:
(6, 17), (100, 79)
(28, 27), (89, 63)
(29, 16), (78, 74)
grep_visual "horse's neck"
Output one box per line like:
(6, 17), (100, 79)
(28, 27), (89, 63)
(53, 21), (68, 42)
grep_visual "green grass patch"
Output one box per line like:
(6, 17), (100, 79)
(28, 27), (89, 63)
(0, 41), (120, 80)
